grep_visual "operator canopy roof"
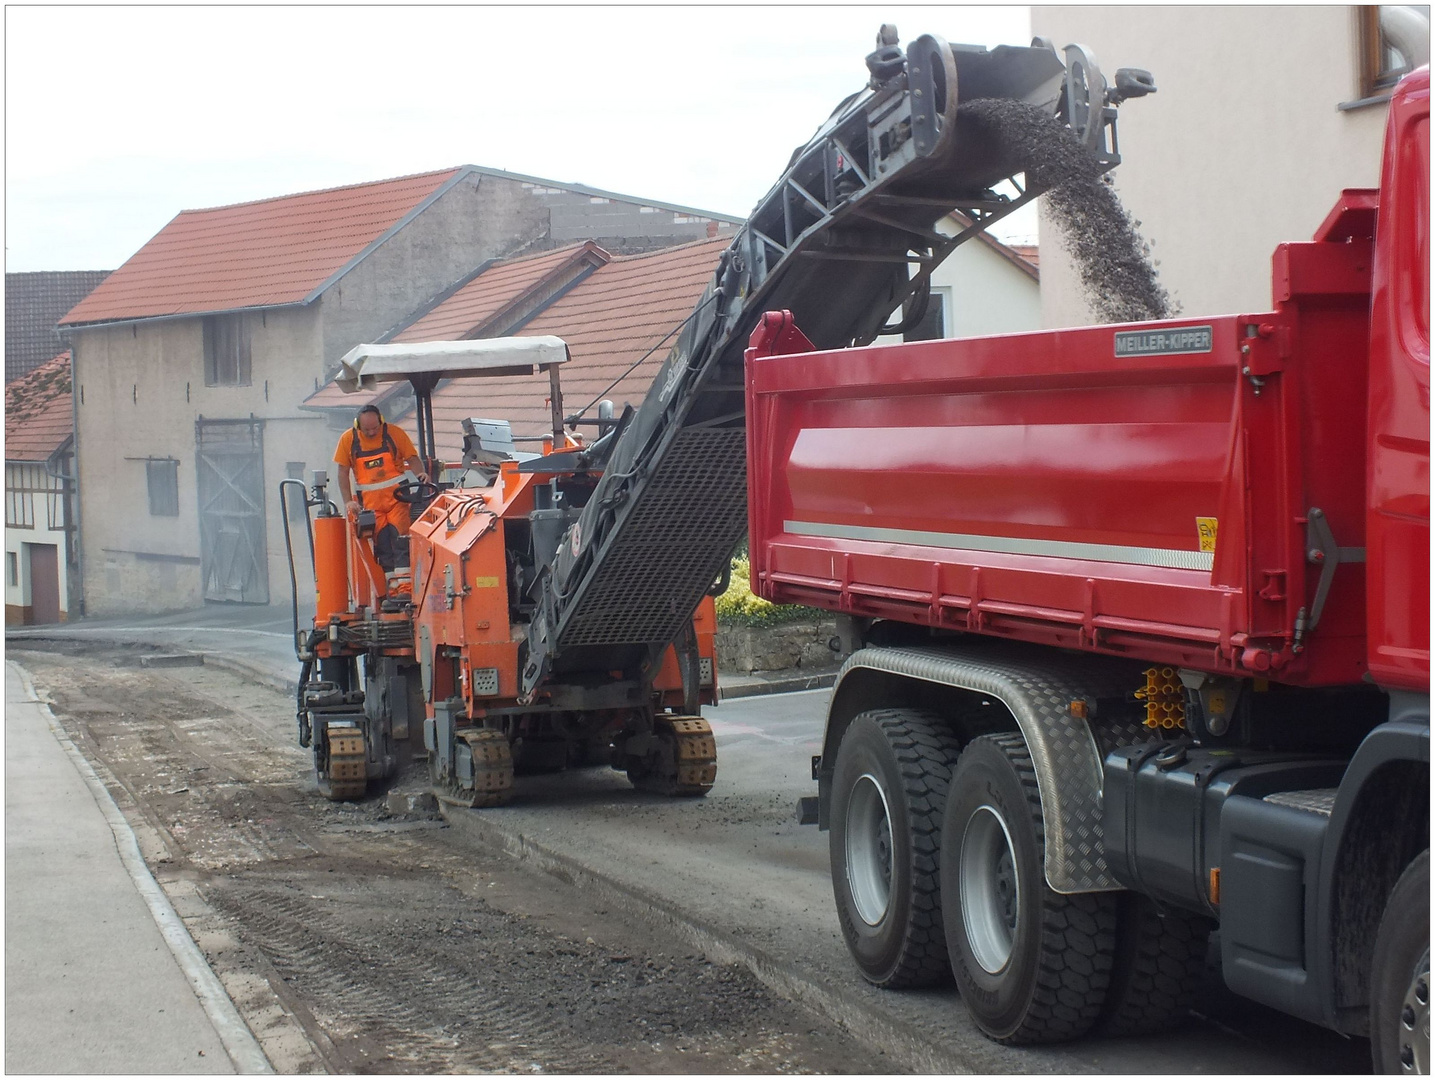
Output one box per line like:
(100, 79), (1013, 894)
(336, 336), (569, 391)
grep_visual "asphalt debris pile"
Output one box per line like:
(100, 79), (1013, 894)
(957, 96), (1174, 323)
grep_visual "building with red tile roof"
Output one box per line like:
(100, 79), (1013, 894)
(5, 352), (77, 624)
(335, 216), (1040, 461)
(321, 237), (729, 459)
(301, 242), (614, 419)
(457, 238), (728, 452)
(5, 351), (73, 462)
(61, 171), (465, 327)
(58, 164), (739, 616)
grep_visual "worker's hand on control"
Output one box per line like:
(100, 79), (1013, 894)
(346, 499), (359, 516)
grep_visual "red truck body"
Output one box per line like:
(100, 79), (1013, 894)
(747, 72), (1429, 699)
(746, 68), (1428, 1058)
(1367, 68), (1431, 693)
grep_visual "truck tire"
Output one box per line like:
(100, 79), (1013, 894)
(1096, 891), (1210, 1037)
(1371, 849), (1430, 1074)
(829, 708), (961, 988)
(941, 732), (1116, 1043)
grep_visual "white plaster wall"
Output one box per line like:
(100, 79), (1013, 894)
(72, 306), (330, 615)
(318, 174), (549, 377)
(1033, 6), (1391, 328)
(875, 238), (1040, 345)
(4, 512), (70, 622)
(940, 240), (1042, 338)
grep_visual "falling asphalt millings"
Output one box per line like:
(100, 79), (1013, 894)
(956, 95), (1175, 323)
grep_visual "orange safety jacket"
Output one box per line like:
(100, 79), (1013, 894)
(347, 425), (413, 532)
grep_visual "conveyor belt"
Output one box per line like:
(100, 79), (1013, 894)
(520, 31), (1143, 695)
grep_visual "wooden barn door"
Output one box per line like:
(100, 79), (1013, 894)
(26, 543), (60, 623)
(195, 418), (269, 604)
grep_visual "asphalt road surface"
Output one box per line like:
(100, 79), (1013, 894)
(11, 641), (1374, 1074)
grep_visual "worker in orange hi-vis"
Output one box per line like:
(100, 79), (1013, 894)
(334, 404), (428, 572)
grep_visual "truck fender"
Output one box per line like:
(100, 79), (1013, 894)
(1315, 709), (1430, 1030)
(824, 644), (1149, 893)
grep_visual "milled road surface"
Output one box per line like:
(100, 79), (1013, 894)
(10, 643), (893, 1074)
(11, 639), (1374, 1074)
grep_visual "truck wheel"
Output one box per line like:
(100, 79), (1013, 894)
(1096, 891), (1210, 1037)
(829, 708), (961, 988)
(1372, 849), (1430, 1074)
(941, 732), (1116, 1043)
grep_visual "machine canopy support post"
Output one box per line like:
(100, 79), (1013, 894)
(408, 372), (440, 470)
(548, 363), (565, 447)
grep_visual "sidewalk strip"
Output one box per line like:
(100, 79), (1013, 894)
(8, 625), (290, 639)
(10, 662), (274, 1075)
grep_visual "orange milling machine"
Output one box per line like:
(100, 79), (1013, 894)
(280, 336), (719, 805)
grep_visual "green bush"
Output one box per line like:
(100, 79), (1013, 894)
(714, 555), (819, 627)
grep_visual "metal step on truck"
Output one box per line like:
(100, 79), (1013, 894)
(746, 65), (1429, 1071)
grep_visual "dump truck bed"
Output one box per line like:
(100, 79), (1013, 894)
(745, 221), (1377, 686)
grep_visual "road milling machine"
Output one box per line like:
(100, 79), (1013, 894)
(281, 26), (1155, 807)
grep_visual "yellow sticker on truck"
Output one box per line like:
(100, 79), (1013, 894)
(1196, 517), (1219, 553)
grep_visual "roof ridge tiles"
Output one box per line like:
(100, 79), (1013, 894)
(606, 235), (731, 264)
(172, 166), (466, 215)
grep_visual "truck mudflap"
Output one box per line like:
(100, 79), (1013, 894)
(830, 644), (1151, 892)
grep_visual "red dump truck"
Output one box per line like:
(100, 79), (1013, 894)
(747, 67), (1428, 1068)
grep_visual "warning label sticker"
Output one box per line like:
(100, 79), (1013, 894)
(1115, 325), (1214, 357)
(1197, 517), (1219, 553)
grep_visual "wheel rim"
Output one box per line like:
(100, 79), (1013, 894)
(845, 773), (894, 926)
(960, 804), (1020, 974)
(1399, 947), (1430, 1074)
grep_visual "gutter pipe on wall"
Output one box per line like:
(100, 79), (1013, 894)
(43, 437), (79, 620)
(62, 343), (85, 618)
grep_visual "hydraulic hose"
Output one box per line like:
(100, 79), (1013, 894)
(278, 479), (319, 660)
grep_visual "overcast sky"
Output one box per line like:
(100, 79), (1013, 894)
(4, 5), (1033, 273)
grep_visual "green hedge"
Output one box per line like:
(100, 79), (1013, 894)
(714, 555), (822, 627)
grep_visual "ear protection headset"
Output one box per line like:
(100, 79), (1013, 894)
(353, 404), (386, 430)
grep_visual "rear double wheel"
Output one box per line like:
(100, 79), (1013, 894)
(940, 733), (1117, 1043)
(829, 708), (962, 987)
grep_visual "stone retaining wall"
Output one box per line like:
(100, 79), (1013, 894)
(716, 619), (849, 675)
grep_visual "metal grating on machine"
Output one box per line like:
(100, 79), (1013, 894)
(560, 428), (748, 648)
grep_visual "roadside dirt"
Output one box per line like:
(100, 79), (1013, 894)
(12, 643), (897, 1075)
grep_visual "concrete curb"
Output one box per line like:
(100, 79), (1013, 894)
(9, 662), (274, 1075)
(720, 671), (837, 699)
(438, 804), (971, 1074)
